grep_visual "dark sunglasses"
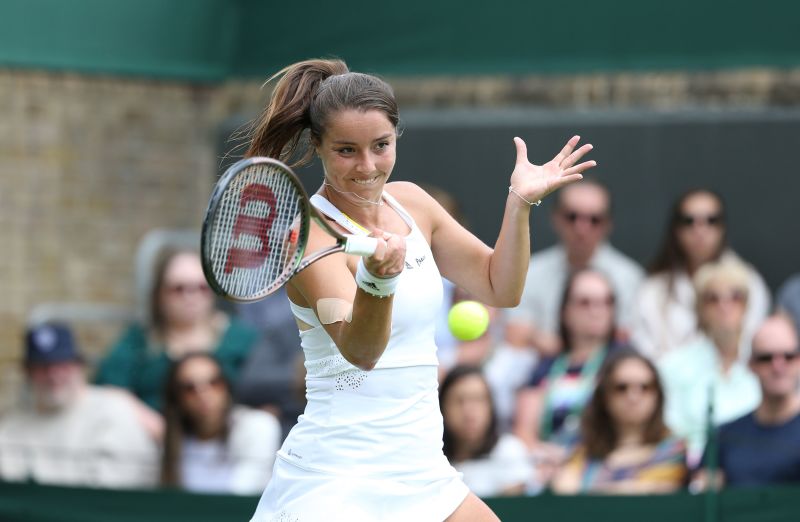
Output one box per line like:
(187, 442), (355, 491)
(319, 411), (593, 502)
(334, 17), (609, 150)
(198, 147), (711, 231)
(569, 295), (615, 309)
(562, 211), (607, 227)
(701, 289), (747, 306)
(178, 375), (225, 395)
(165, 282), (211, 295)
(611, 381), (656, 395)
(752, 351), (800, 365)
(678, 213), (723, 227)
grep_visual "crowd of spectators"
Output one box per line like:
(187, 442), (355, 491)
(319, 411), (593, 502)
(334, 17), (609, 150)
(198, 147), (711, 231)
(1, 181), (799, 499)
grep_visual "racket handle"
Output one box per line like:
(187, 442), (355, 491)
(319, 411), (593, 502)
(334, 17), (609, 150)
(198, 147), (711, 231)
(344, 235), (378, 257)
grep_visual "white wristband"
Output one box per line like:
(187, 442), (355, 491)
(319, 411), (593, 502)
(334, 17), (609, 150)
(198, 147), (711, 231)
(355, 258), (399, 298)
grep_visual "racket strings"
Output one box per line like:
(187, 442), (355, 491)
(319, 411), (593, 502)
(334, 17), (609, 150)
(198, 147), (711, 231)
(209, 163), (305, 299)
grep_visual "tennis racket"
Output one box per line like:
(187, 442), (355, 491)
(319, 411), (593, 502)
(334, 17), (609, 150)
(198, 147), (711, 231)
(201, 157), (378, 302)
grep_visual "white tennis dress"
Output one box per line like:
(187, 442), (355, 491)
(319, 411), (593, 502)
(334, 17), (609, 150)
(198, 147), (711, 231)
(250, 192), (468, 522)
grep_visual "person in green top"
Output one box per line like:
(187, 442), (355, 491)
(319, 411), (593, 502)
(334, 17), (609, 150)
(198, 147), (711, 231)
(95, 247), (259, 411)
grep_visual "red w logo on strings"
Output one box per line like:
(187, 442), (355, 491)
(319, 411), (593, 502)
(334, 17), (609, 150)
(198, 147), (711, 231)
(224, 184), (277, 273)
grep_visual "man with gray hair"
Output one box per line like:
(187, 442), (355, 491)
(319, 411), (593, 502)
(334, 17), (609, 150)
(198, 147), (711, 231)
(0, 323), (158, 489)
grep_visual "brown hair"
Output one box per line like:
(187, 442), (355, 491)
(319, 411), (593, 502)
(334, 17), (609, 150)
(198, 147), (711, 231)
(246, 58), (399, 166)
(439, 365), (499, 461)
(580, 348), (669, 459)
(148, 247), (202, 335)
(648, 189), (727, 276)
(557, 268), (617, 352)
(160, 353), (233, 488)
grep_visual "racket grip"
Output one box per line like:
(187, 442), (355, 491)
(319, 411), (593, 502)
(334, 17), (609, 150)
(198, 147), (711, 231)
(344, 235), (378, 257)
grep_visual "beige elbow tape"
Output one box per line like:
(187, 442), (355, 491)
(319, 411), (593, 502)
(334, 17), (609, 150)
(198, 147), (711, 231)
(317, 298), (353, 324)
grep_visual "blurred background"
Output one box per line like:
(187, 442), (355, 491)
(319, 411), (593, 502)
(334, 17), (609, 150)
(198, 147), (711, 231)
(1, 0), (800, 518)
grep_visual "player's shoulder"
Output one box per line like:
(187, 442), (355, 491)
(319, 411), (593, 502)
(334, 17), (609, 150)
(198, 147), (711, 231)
(385, 181), (432, 203)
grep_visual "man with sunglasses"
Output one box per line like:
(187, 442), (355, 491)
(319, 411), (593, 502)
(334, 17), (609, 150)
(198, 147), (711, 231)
(0, 323), (159, 488)
(698, 314), (800, 487)
(505, 180), (644, 356)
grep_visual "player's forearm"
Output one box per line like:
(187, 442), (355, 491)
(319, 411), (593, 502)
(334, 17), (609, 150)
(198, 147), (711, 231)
(486, 193), (532, 307)
(335, 292), (393, 371)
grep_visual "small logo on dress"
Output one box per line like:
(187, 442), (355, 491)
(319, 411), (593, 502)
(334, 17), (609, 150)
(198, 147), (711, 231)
(415, 255), (426, 267)
(287, 448), (303, 460)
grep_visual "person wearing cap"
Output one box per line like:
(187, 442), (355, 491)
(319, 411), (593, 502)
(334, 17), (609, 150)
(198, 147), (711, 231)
(0, 323), (159, 489)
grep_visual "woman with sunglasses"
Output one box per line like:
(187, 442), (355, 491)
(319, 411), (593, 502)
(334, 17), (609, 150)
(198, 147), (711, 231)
(658, 258), (762, 465)
(161, 353), (281, 494)
(551, 349), (687, 494)
(631, 189), (770, 361)
(513, 269), (620, 484)
(96, 247), (259, 413)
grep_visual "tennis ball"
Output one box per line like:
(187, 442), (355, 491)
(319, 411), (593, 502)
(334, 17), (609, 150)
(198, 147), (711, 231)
(448, 300), (490, 341)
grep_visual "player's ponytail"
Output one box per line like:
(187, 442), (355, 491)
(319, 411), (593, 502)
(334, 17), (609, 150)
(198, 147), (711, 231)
(247, 58), (399, 167)
(247, 58), (349, 164)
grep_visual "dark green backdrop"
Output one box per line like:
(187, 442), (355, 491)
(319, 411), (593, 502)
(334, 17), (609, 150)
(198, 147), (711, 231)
(2, 0), (800, 80)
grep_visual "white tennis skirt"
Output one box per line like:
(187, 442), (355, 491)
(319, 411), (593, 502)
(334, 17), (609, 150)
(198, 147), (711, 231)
(250, 455), (469, 522)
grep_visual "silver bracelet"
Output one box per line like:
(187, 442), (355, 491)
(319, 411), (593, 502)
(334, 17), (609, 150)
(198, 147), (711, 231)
(509, 186), (541, 206)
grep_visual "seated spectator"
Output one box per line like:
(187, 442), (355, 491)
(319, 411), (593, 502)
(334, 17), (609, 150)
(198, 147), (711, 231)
(0, 324), (158, 488)
(161, 353), (281, 495)
(551, 349), (687, 494)
(95, 247), (258, 411)
(696, 314), (800, 488)
(632, 189), (770, 360)
(505, 180), (644, 357)
(776, 273), (800, 332)
(235, 287), (306, 438)
(440, 365), (533, 497)
(513, 269), (620, 477)
(659, 258), (761, 464)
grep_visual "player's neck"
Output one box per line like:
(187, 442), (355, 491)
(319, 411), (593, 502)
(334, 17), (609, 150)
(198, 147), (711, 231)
(320, 186), (384, 230)
(756, 393), (800, 425)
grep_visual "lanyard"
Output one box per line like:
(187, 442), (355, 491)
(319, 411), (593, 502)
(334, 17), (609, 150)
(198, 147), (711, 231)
(539, 345), (608, 441)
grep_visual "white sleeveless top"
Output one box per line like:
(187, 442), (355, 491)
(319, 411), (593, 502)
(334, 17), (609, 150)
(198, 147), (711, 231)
(276, 192), (455, 480)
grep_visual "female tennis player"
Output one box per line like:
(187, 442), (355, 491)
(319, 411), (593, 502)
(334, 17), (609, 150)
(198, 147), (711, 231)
(247, 58), (596, 522)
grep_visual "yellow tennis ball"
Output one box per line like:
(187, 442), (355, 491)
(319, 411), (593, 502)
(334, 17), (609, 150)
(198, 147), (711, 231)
(448, 300), (490, 341)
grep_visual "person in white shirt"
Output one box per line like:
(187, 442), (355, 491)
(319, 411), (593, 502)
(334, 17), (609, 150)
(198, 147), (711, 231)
(160, 353), (281, 495)
(440, 365), (533, 497)
(0, 323), (159, 489)
(631, 189), (770, 361)
(505, 181), (644, 357)
(659, 258), (762, 465)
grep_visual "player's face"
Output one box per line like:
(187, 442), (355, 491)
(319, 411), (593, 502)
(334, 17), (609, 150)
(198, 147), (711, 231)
(750, 320), (800, 399)
(176, 357), (228, 431)
(605, 358), (658, 428)
(316, 109), (397, 205)
(698, 279), (747, 337)
(676, 192), (724, 266)
(442, 374), (492, 447)
(160, 253), (214, 327)
(553, 184), (610, 259)
(563, 272), (615, 343)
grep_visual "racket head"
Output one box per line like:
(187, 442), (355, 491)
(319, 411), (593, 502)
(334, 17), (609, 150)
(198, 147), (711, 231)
(201, 157), (311, 302)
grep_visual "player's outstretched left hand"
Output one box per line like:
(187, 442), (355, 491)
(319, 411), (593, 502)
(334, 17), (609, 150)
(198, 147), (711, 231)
(509, 135), (596, 204)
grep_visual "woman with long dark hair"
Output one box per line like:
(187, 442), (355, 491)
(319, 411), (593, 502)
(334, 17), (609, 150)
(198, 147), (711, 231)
(551, 349), (687, 494)
(631, 189), (770, 360)
(440, 366), (532, 497)
(161, 353), (281, 495)
(512, 269), (619, 481)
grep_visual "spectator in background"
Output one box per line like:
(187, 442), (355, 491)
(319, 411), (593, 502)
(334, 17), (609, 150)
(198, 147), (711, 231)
(513, 269), (620, 479)
(551, 349), (687, 494)
(632, 189), (770, 360)
(440, 366), (533, 497)
(95, 248), (258, 411)
(0, 324), (158, 489)
(659, 258), (761, 465)
(776, 273), (800, 333)
(235, 287), (306, 438)
(505, 180), (643, 357)
(161, 353), (281, 495)
(695, 314), (800, 488)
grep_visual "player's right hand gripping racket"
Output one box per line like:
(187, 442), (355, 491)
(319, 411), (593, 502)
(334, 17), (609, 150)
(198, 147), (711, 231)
(201, 157), (378, 302)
